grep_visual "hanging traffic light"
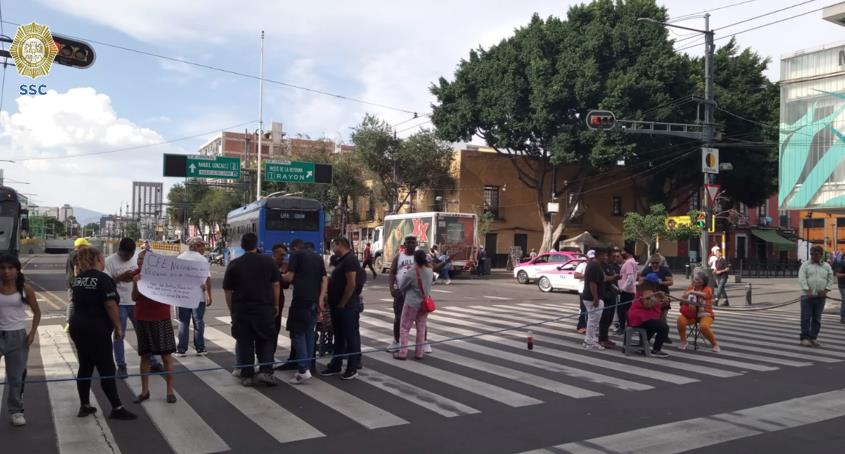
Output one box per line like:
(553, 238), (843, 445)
(585, 110), (616, 130)
(52, 34), (96, 69)
(696, 211), (706, 229)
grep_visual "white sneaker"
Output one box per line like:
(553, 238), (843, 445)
(174, 351), (188, 358)
(678, 341), (688, 351)
(582, 342), (605, 351)
(387, 341), (400, 353)
(231, 368), (242, 378)
(10, 413), (25, 426)
(445, 280), (452, 285)
(290, 370), (312, 385)
(712, 345), (721, 353)
(423, 343), (433, 354)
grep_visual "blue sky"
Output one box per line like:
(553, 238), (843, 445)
(0, 0), (842, 214)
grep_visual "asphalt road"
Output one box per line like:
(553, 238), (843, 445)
(3, 253), (845, 454)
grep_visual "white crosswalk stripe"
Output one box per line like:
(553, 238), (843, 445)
(37, 326), (122, 454)
(17, 296), (845, 453)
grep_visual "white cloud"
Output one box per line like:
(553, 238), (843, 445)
(0, 88), (177, 212)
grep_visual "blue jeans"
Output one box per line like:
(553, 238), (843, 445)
(800, 295), (826, 340)
(177, 304), (206, 353)
(291, 314), (317, 374)
(715, 275), (729, 302)
(113, 305), (159, 366)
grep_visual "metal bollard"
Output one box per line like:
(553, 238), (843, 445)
(685, 264), (691, 280)
(746, 283), (752, 305)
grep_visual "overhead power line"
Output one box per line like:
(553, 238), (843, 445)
(674, 0), (817, 45)
(0, 19), (420, 115)
(670, 0), (760, 23)
(7, 120), (256, 162)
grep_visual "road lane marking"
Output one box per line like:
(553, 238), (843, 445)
(173, 352), (324, 443)
(38, 326), (121, 454)
(122, 342), (229, 454)
(484, 296), (512, 300)
(476, 305), (776, 374)
(519, 388), (845, 454)
(28, 280), (63, 310)
(379, 298), (394, 302)
(358, 321), (605, 398)
(203, 326), (408, 430)
(431, 289), (452, 293)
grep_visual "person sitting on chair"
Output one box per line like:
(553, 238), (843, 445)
(677, 272), (720, 353)
(626, 276), (670, 358)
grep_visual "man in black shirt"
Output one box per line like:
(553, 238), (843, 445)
(713, 249), (731, 307)
(223, 233), (281, 387)
(598, 247), (622, 349)
(282, 238), (327, 384)
(581, 248), (608, 350)
(322, 237), (365, 380)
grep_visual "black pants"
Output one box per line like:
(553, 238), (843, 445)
(617, 292), (634, 331)
(329, 300), (362, 370)
(69, 319), (122, 409)
(393, 293), (405, 342)
(598, 295), (617, 342)
(577, 294), (587, 330)
(365, 261), (377, 279)
(638, 319), (669, 351)
(233, 313), (276, 377)
(274, 302), (297, 361)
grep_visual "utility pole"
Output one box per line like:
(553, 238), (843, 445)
(256, 30), (265, 202)
(700, 13), (716, 265)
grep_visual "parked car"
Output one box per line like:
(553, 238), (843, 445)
(537, 257), (586, 293)
(513, 251), (583, 284)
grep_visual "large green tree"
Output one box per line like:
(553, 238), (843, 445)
(194, 189), (241, 232)
(431, 1), (691, 251)
(351, 115), (454, 214)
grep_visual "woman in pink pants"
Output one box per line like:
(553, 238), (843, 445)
(394, 250), (432, 360)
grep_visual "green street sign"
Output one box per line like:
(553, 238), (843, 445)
(186, 155), (240, 179)
(265, 160), (316, 183)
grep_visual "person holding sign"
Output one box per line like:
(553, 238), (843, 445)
(131, 250), (177, 404)
(175, 237), (212, 356)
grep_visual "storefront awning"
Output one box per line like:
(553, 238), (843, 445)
(750, 228), (795, 249)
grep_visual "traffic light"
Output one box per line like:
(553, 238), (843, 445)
(585, 110), (616, 130)
(52, 34), (96, 69)
(696, 212), (706, 229)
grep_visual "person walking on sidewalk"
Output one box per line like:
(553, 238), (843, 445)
(395, 250), (433, 360)
(106, 238), (161, 378)
(712, 247), (731, 306)
(582, 248), (608, 350)
(68, 247), (136, 420)
(322, 238), (364, 380)
(799, 245), (834, 347)
(175, 237), (212, 356)
(131, 250), (177, 404)
(616, 247), (638, 335)
(0, 254), (41, 426)
(388, 235), (418, 352)
(834, 253), (845, 324)
(282, 238), (327, 384)
(363, 242), (377, 280)
(224, 233), (281, 386)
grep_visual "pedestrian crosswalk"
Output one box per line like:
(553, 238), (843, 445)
(5, 299), (845, 453)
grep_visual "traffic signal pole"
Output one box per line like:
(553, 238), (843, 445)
(701, 14), (716, 267)
(256, 30), (265, 202)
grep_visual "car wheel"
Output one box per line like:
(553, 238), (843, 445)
(538, 276), (553, 293)
(517, 270), (529, 284)
(374, 256), (384, 273)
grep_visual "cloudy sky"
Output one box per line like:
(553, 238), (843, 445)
(1, 0), (842, 214)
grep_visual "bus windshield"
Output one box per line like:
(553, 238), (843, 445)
(265, 208), (320, 231)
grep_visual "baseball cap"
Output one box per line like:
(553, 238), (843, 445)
(586, 249), (596, 259)
(74, 238), (91, 248)
(711, 246), (721, 253)
(187, 236), (206, 246)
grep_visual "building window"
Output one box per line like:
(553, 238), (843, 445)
(612, 196), (623, 216)
(757, 203), (768, 218)
(690, 190), (700, 211)
(738, 202), (748, 216)
(779, 210), (789, 229)
(483, 185), (500, 218)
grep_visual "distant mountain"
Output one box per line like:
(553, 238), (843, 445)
(72, 207), (105, 225)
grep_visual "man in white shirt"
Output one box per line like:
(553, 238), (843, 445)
(175, 237), (213, 356)
(573, 250), (593, 334)
(106, 238), (161, 378)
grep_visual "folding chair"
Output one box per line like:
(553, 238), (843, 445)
(686, 318), (702, 351)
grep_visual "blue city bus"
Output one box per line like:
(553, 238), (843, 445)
(224, 195), (324, 263)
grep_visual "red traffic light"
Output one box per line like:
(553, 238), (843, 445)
(585, 110), (616, 130)
(52, 34), (96, 69)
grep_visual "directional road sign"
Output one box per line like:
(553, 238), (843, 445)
(265, 160), (332, 184)
(186, 155), (240, 179)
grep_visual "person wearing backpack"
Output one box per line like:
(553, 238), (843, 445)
(394, 250), (433, 360)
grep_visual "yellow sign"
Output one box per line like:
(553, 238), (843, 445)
(665, 215), (715, 233)
(9, 22), (58, 78)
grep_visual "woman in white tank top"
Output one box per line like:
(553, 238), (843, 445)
(0, 254), (41, 426)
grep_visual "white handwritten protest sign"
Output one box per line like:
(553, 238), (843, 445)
(139, 252), (209, 308)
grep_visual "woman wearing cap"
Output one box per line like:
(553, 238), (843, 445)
(677, 272), (720, 352)
(626, 277), (670, 357)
